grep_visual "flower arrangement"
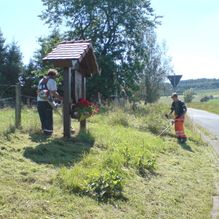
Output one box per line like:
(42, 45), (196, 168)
(71, 98), (99, 121)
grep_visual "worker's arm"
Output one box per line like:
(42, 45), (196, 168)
(47, 79), (62, 101)
(165, 109), (174, 119)
(50, 90), (62, 101)
(167, 103), (174, 117)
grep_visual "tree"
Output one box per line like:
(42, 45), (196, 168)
(183, 88), (195, 103)
(140, 29), (173, 103)
(3, 41), (23, 97)
(21, 60), (38, 97)
(0, 30), (7, 96)
(30, 30), (63, 94)
(4, 41), (23, 85)
(40, 0), (157, 99)
(33, 30), (62, 71)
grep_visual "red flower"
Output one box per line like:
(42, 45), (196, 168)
(73, 99), (99, 121)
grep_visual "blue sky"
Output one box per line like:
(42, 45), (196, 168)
(151, 0), (219, 79)
(0, 0), (218, 79)
(0, 0), (49, 64)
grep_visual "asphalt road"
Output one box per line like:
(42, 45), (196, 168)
(187, 108), (219, 219)
(187, 108), (219, 140)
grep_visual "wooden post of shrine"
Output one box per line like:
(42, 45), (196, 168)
(80, 75), (86, 131)
(43, 40), (100, 137)
(15, 83), (21, 128)
(63, 67), (71, 137)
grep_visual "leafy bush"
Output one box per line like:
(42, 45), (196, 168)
(183, 89), (195, 103)
(200, 95), (213, 102)
(138, 156), (156, 177)
(85, 170), (123, 202)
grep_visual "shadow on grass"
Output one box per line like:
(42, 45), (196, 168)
(23, 130), (95, 167)
(178, 141), (193, 152)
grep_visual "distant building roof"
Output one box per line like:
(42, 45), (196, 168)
(43, 40), (100, 76)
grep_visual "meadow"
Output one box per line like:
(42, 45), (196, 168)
(0, 104), (218, 219)
(189, 88), (219, 115)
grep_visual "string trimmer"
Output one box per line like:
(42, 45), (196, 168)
(158, 114), (175, 137)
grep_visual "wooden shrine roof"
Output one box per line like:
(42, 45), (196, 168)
(43, 40), (100, 76)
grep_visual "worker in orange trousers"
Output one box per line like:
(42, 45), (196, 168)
(166, 93), (187, 143)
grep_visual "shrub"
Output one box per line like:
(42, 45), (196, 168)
(183, 89), (195, 103)
(138, 156), (156, 177)
(200, 95), (213, 102)
(85, 170), (124, 202)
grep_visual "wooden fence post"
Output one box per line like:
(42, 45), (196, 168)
(15, 83), (21, 128)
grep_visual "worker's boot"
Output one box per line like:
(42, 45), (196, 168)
(180, 138), (187, 144)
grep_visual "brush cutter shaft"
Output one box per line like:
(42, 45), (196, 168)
(158, 120), (174, 136)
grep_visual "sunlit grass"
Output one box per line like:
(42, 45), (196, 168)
(0, 103), (217, 218)
(0, 106), (64, 136)
(189, 98), (219, 115)
(0, 108), (15, 133)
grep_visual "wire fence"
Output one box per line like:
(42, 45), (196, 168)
(0, 84), (63, 135)
(0, 84), (38, 134)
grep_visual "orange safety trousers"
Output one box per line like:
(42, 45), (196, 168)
(174, 115), (187, 139)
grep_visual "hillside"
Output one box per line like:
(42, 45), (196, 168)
(163, 78), (219, 95)
(0, 105), (218, 218)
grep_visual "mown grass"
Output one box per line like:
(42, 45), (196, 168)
(0, 104), (218, 218)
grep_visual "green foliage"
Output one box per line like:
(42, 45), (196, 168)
(138, 156), (156, 176)
(133, 103), (168, 134)
(55, 103), (172, 202)
(39, 0), (171, 100)
(0, 31), (7, 81)
(0, 30), (23, 97)
(122, 146), (132, 167)
(33, 30), (62, 70)
(141, 30), (173, 103)
(189, 98), (219, 115)
(108, 109), (130, 127)
(21, 60), (38, 97)
(20, 31), (64, 96)
(86, 170), (123, 202)
(162, 79), (219, 96)
(183, 88), (195, 103)
(200, 95), (213, 102)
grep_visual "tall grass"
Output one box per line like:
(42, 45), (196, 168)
(56, 103), (175, 201)
(0, 108), (15, 133)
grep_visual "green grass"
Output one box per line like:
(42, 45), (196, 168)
(160, 88), (219, 115)
(0, 104), (218, 218)
(189, 98), (219, 115)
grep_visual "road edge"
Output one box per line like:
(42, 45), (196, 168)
(190, 120), (219, 219)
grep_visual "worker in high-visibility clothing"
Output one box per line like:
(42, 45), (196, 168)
(37, 69), (62, 136)
(167, 93), (187, 143)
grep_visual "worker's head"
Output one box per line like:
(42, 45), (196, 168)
(171, 92), (178, 101)
(47, 69), (59, 78)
